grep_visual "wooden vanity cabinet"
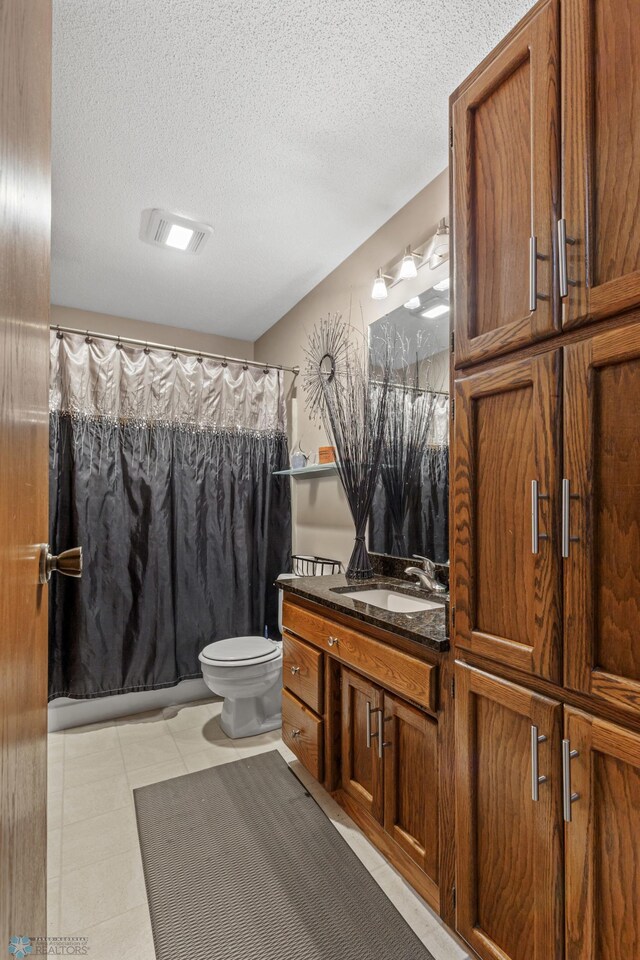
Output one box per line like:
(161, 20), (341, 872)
(341, 668), (384, 821)
(340, 665), (440, 903)
(281, 598), (444, 914)
(451, 0), (560, 366)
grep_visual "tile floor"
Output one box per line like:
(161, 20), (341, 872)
(48, 698), (469, 960)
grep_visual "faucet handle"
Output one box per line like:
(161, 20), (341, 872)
(412, 554), (436, 575)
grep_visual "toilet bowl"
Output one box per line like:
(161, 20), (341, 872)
(198, 574), (296, 739)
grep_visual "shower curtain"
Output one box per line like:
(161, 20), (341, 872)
(48, 331), (291, 700)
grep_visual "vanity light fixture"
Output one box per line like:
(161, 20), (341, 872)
(433, 276), (450, 292)
(398, 246), (420, 280)
(424, 218), (450, 269)
(404, 297), (421, 310)
(422, 303), (450, 319)
(371, 269), (392, 300)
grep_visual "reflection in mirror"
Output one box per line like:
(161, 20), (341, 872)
(368, 279), (450, 562)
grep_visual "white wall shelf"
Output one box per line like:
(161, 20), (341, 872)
(273, 462), (338, 478)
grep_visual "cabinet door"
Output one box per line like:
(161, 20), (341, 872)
(561, 0), (640, 328)
(564, 708), (640, 959)
(382, 693), (438, 886)
(455, 663), (564, 960)
(451, 0), (559, 366)
(564, 323), (640, 711)
(454, 352), (562, 681)
(341, 667), (383, 822)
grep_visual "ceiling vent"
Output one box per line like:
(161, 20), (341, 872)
(139, 209), (213, 255)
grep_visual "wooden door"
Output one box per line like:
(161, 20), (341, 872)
(564, 322), (640, 712)
(341, 667), (383, 822)
(382, 693), (438, 889)
(455, 663), (564, 960)
(561, 0), (640, 328)
(564, 708), (640, 959)
(453, 351), (562, 681)
(0, 0), (52, 943)
(451, 0), (559, 366)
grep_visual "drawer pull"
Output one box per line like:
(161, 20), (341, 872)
(291, 728), (301, 739)
(327, 635), (339, 647)
(290, 665), (301, 675)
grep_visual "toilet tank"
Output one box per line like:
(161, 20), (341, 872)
(276, 573), (298, 635)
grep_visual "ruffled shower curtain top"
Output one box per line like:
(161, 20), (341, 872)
(48, 331), (291, 700)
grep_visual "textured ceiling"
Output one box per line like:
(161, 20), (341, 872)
(52, 0), (532, 341)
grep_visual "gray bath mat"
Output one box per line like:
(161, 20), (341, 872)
(134, 750), (436, 960)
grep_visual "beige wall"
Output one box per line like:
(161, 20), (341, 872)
(50, 304), (255, 360)
(255, 168), (449, 569)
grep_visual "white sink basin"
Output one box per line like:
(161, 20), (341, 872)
(341, 589), (443, 614)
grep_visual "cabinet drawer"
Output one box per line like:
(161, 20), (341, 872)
(283, 632), (324, 713)
(283, 599), (437, 714)
(282, 689), (323, 781)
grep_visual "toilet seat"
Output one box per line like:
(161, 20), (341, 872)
(199, 636), (281, 668)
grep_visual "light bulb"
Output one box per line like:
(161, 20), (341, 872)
(399, 247), (418, 280)
(434, 277), (450, 292)
(426, 219), (449, 269)
(371, 269), (388, 300)
(404, 297), (421, 310)
(165, 224), (194, 250)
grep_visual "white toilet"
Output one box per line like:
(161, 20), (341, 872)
(198, 574), (296, 739)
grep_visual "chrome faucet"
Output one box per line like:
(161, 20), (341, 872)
(404, 555), (447, 594)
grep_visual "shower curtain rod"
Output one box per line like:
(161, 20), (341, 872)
(50, 324), (300, 375)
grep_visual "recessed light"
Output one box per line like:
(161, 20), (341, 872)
(139, 209), (213, 255)
(404, 297), (421, 310)
(421, 304), (450, 319)
(165, 224), (194, 250)
(434, 277), (450, 292)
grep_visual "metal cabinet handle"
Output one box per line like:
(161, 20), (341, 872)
(291, 728), (301, 739)
(562, 739), (580, 822)
(290, 665), (300, 675)
(367, 703), (381, 750)
(531, 480), (550, 554)
(39, 544), (83, 584)
(327, 635), (339, 647)
(377, 710), (390, 759)
(557, 219), (577, 299)
(531, 725), (548, 801)
(529, 237), (550, 312)
(561, 479), (580, 558)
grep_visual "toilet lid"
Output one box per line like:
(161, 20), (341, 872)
(200, 636), (280, 664)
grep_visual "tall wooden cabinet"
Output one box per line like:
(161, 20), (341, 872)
(563, 323), (640, 713)
(455, 664), (564, 960)
(561, 0), (640, 328)
(451, 0), (560, 366)
(451, 1), (640, 958)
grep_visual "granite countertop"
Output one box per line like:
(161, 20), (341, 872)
(278, 573), (449, 652)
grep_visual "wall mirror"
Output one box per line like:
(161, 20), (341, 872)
(368, 278), (450, 562)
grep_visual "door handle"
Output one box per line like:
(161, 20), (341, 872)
(531, 480), (550, 554)
(377, 709), (390, 760)
(529, 236), (550, 312)
(366, 700), (373, 748)
(561, 479), (580, 558)
(39, 544), (83, 584)
(531, 725), (548, 801)
(562, 739), (580, 822)
(557, 219), (577, 299)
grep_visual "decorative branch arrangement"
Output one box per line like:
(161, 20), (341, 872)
(304, 315), (391, 579)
